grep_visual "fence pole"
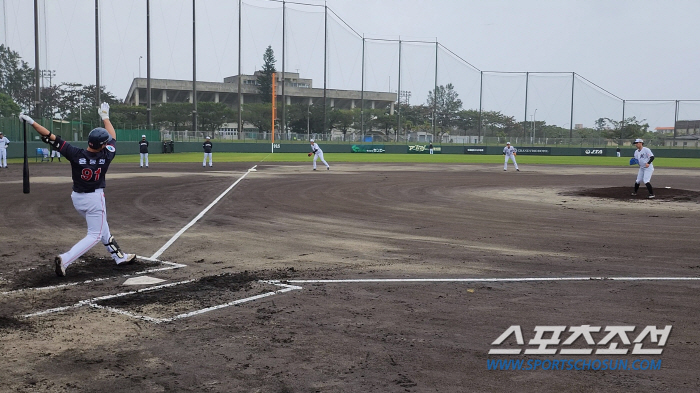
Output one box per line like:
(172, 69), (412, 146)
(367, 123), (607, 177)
(569, 72), (575, 139)
(524, 72), (529, 142)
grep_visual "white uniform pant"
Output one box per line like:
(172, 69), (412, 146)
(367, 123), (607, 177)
(59, 189), (128, 269)
(203, 152), (212, 166)
(313, 152), (329, 169)
(429, 149), (434, 155)
(51, 150), (61, 158)
(617, 152), (621, 157)
(0, 148), (6, 167)
(504, 154), (518, 170)
(636, 166), (654, 184)
(140, 153), (149, 167)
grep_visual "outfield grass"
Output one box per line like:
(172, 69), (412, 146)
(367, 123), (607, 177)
(9, 153), (700, 168)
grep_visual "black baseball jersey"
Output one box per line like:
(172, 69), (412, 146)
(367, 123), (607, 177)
(203, 141), (213, 153)
(139, 140), (149, 153)
(54, 136), (116, 193)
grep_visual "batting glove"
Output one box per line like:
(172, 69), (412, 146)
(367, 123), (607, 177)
(98, 102), (110, 120)
(19, 113), (34, 125)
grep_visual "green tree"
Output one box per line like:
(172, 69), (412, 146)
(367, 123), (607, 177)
(0, 44), (34, 110)
(242, 103), (272, 132)
(153, 103), (193, 132)
(601, 116), (649, 140)
(257, 46), (277, 103)
(427, 84), (462, 132)
(197, 102), (236, 132)
(329, 109), (355, 137)
(0, 92), (20, 117)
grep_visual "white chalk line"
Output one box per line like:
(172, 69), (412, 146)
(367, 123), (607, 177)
(149, 165), (258, 260)
(23, 280), (302, 323)
(0, 256), (186, 296)
(281, 276), (700, 284)
(22, 279), (196, 318)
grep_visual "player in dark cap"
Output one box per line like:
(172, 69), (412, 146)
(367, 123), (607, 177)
(20, 103), (136, 277)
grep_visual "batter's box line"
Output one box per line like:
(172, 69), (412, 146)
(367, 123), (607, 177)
(1, 256), (187, 296)
(279, 276), (700, 284)
(22, 280), (302, 322)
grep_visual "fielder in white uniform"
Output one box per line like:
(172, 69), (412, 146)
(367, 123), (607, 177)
(20, 103), (136, 277)
(309, 139), (330, 170)
(0, 132), (9, 168)
(632, 138), (655, 199)
(503, 142), (519, 171)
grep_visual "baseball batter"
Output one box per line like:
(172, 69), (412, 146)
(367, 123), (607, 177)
(139, 135), (149, 168)
(632, 138), (655, 199)
(0, 131), (9, 168)
(203, 136), (213, 167)
(309, 139), (330, 170)
(503, 142), (519, 171)
(20, 103), (136, 277)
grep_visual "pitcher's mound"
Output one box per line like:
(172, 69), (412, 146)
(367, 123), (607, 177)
(563, 187), (700, 202)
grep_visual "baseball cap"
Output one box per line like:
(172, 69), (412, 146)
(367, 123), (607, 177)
(634, 138), (644, 144)
(310, 139), (315, 142)
(506, 141), (510, 145)
(206, 136), (211, 139)
(142, 134), (146, 138)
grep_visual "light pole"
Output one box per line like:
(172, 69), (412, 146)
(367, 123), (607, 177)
(139, 56), (143, 78)
(533, 109), (537, 144)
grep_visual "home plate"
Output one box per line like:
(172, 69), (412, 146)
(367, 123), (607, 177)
(123, 276), (166, 285)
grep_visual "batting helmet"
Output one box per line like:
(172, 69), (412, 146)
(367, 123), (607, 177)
(88, 127), (112, 149)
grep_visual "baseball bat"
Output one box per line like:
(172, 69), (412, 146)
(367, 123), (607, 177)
(23, 119), (30, 194)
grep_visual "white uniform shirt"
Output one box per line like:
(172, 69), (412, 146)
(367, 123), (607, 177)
(311, 142), (323, 155)
(503, 146), (516, 156)
(0, 136), (9, 149)
(634, 147), (654, 168)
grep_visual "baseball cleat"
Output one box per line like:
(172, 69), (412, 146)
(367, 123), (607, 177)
(648, 194), (655, 199)
(503, 169), (507, 171)
(116, 254), (137, 265)
(516, 169), (520, 171)
(313, 168), (317, 171)
(54, 256), (66, 277)
(631, 192), (637, 196)
(327, 167), (330, 170)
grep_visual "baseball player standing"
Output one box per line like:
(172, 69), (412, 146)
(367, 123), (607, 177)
(0, 132), (9, 168)
(20, 103), (136, 277)
(139, 135), (149, 168)
(50, 135), (62, 162)
(632, 138), (655, 199)
(203, 136), (213, 167)
(429, 142), (434, 155)
(309, 139), (330, 170)
(503, 142), (519, 171)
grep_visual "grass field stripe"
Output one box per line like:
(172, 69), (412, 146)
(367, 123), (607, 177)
(282, 276), (700, 283)
(150, 165), (257, 260)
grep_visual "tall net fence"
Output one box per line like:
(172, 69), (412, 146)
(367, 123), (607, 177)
(1, 0), (698, 147)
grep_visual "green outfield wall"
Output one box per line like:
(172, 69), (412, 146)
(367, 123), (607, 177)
(7, 142), (700, 159)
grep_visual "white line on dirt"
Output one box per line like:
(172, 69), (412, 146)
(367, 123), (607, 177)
(149, 165), (258, 260)
(281, 277), (700, 283)
(21, 279), (196, 318)
(0, 256), (186, 296)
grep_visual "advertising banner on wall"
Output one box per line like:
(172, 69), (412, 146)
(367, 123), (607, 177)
(351, 145), (386, 153)
(581, 148), (607, 156)
(464, 146), (487, 154)
(407, 145), (441, 154)
(514, 147), (551, 155)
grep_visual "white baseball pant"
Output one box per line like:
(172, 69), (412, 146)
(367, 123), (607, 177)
(504, 155), (518, 170)
(58, 189), (130, 270)
(140, 153), (149, 167)
(203, 153), (212, 166)
(636, 166), (654, 184)
(0, 148), (6, 167)
(51, 150), (61, 158)
(313, 152), (329, 169)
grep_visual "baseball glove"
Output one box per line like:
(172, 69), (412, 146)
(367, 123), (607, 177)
(629, 158), (638, 166)
(308, 152), (312, 157)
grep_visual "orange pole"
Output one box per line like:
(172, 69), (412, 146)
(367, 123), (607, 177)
(271, 72), (276, 144)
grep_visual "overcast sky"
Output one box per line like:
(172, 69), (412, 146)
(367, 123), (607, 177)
(2, 0), (699, 128)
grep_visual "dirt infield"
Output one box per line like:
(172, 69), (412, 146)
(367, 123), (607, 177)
(1, 161), (700, 392)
